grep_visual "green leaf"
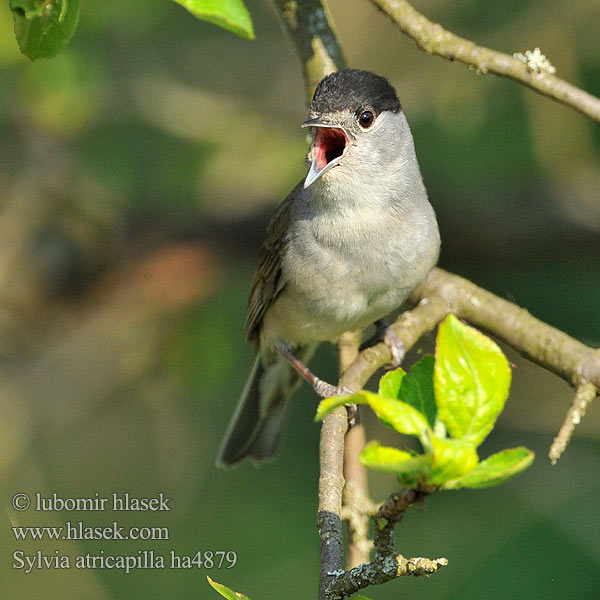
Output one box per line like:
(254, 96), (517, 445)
(400, 356), (437, 428)
(11, 0), (80, 60)
(378, 366), (406, 399)
(172, 0), (255, 40)
(354, 393), (432, 441)
(316, 391), (430, 442)
(360, 441), (432, 475)
(315, 394), (359, 421)
(443, 447), (534, 490)
(427, 436), (478, 486)
(434, 315), (511, 447)
(207, 576), (250, 600)
(351, 596), (375, 600)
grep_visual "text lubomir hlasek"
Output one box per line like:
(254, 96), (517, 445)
(34, 492), (171, 512)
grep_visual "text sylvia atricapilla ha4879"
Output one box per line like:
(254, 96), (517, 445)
(216, 69), (440, 467)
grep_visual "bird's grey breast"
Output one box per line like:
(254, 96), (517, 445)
(280, 185), (437, 336)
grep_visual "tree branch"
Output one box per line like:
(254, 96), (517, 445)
(328, 489), (447, 599)
(549, 382), (598, 464)
(273, 0), (346, 102)
(374, 489), (424, 555)
(368, 0), (600, 123)
(318, 405), (348, 599)
(339, 268), (600, 461)
(420, 270), (600, 390)
(328, 553), (447, 599)
(341, 424), (374, 567)
(338, 330), (373, 568)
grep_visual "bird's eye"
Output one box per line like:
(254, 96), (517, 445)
(358, 110), (375, 129)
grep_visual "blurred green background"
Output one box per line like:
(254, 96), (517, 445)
(1, 0), (599, 598)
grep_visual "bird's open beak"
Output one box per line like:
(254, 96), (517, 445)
(302, 118), (349, 188)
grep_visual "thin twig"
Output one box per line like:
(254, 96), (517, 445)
(374, 489), (424, 555)
(342, 427), (373, 567)
(328, 489), (447, 599)
(328, 553), (447, 599)
(338, 330), (373, 568)
(368, 0), (600, 123)
(549, 382), (598, 464)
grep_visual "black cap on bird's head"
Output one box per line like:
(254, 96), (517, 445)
(310, 69), (401, 116)
(302, 70), (402, 188)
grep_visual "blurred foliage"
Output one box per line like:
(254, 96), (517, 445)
(10, 0), (80, 60)
(0, 0), (599, 599)
(9, 0), (254, 62)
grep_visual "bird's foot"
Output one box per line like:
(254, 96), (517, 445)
(346, 403), (359, 428)
(381, 325), (405, 369)
(361, 319), (405, 368)
(275, 340), (356, 398)
(367, 318), (404, 369)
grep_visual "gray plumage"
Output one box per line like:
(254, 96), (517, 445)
(216, 70), (440, 467)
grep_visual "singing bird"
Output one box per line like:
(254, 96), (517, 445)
(216, 70), (440, 467)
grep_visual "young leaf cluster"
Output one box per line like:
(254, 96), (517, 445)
(317, 315), (534, 490)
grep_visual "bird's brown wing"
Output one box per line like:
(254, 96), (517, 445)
(244, 183), (301, 342)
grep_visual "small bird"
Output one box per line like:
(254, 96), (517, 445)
(216, 69), (440, 467)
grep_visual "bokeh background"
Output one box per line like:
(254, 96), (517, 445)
(1, 0), (599, 598)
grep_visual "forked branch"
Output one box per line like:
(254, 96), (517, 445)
(369, 0), (600, 123)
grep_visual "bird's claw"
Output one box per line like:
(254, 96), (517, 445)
(382, 327), (405, 369)
(346, 403), (358, 428)
(362, 319), (406, 369)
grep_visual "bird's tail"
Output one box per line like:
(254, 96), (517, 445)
(215, 345), (316, 467)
